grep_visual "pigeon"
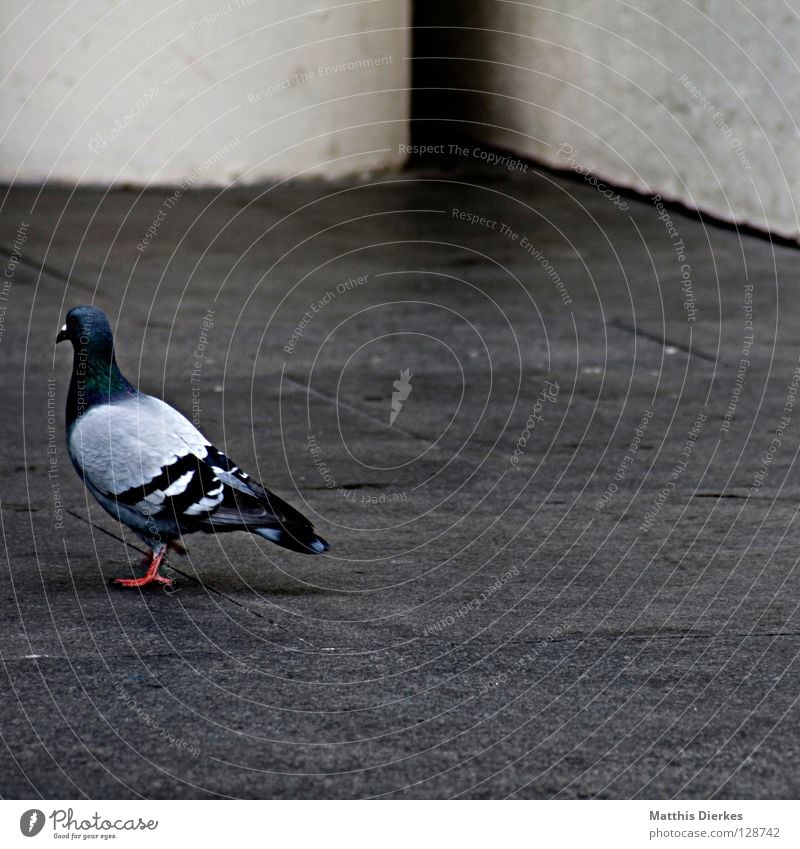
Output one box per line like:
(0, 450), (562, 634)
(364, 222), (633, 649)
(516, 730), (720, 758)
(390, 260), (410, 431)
(57, 305), (329, 588)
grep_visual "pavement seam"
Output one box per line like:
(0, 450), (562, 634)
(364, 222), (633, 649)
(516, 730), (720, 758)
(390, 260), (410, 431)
(609, 317), (717, 363)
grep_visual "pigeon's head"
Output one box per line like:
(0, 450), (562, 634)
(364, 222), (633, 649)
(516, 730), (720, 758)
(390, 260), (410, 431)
(56, 305), (114, 351)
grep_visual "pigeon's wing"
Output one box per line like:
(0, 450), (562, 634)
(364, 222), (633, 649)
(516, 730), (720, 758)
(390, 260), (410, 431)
(198, 445), (317, 531)
(184, 439), (329, 553)
(68, 394), (226, 520)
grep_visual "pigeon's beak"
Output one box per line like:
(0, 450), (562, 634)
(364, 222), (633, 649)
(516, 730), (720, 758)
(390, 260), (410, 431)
(56, 324), (68, 344)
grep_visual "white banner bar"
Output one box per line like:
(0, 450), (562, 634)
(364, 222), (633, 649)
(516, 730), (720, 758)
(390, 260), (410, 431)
(2, 800), (797, 849)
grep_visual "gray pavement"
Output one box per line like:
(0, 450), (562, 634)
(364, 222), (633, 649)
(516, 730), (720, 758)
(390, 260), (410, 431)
(0, 157), (798, 798)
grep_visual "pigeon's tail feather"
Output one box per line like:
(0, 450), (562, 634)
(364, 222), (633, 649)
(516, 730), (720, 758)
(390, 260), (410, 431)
(250, 486), (330, 555)
(201, 483), (329, 555)
(254, 525), (330, 555)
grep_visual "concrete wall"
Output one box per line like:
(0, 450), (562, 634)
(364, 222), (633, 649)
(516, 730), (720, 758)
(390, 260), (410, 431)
(418, 1), (800, 240)
(0, 0), (409, 185)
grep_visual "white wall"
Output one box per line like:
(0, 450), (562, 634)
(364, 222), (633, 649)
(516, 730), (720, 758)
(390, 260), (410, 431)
(0, 0), (409, 185)
(434, 0), (800, 240)
(6, 0), (798, 242)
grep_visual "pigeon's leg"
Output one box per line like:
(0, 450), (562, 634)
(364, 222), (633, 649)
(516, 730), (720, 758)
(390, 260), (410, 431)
(137, 539), (185, 568)
(112, 543), (173, 588)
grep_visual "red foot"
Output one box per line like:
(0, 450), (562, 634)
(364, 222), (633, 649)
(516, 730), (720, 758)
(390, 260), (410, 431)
(112, 548), (174, 589)
(112, 573), (174, 588)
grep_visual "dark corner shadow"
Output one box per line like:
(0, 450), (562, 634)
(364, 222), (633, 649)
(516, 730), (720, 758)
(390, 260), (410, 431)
(399, 133), (800, 252)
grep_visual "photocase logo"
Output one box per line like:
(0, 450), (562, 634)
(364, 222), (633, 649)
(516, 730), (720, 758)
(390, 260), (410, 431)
(389, 368), (413, 426)
(19, 809), (45, 837)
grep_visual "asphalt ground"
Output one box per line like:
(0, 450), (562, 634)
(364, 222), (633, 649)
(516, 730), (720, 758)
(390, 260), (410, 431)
(0, 157), (798, 798)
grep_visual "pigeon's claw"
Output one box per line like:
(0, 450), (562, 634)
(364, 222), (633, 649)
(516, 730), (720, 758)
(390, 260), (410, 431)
(112, 548), (173, 589)
(112, 573), (174, 588)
